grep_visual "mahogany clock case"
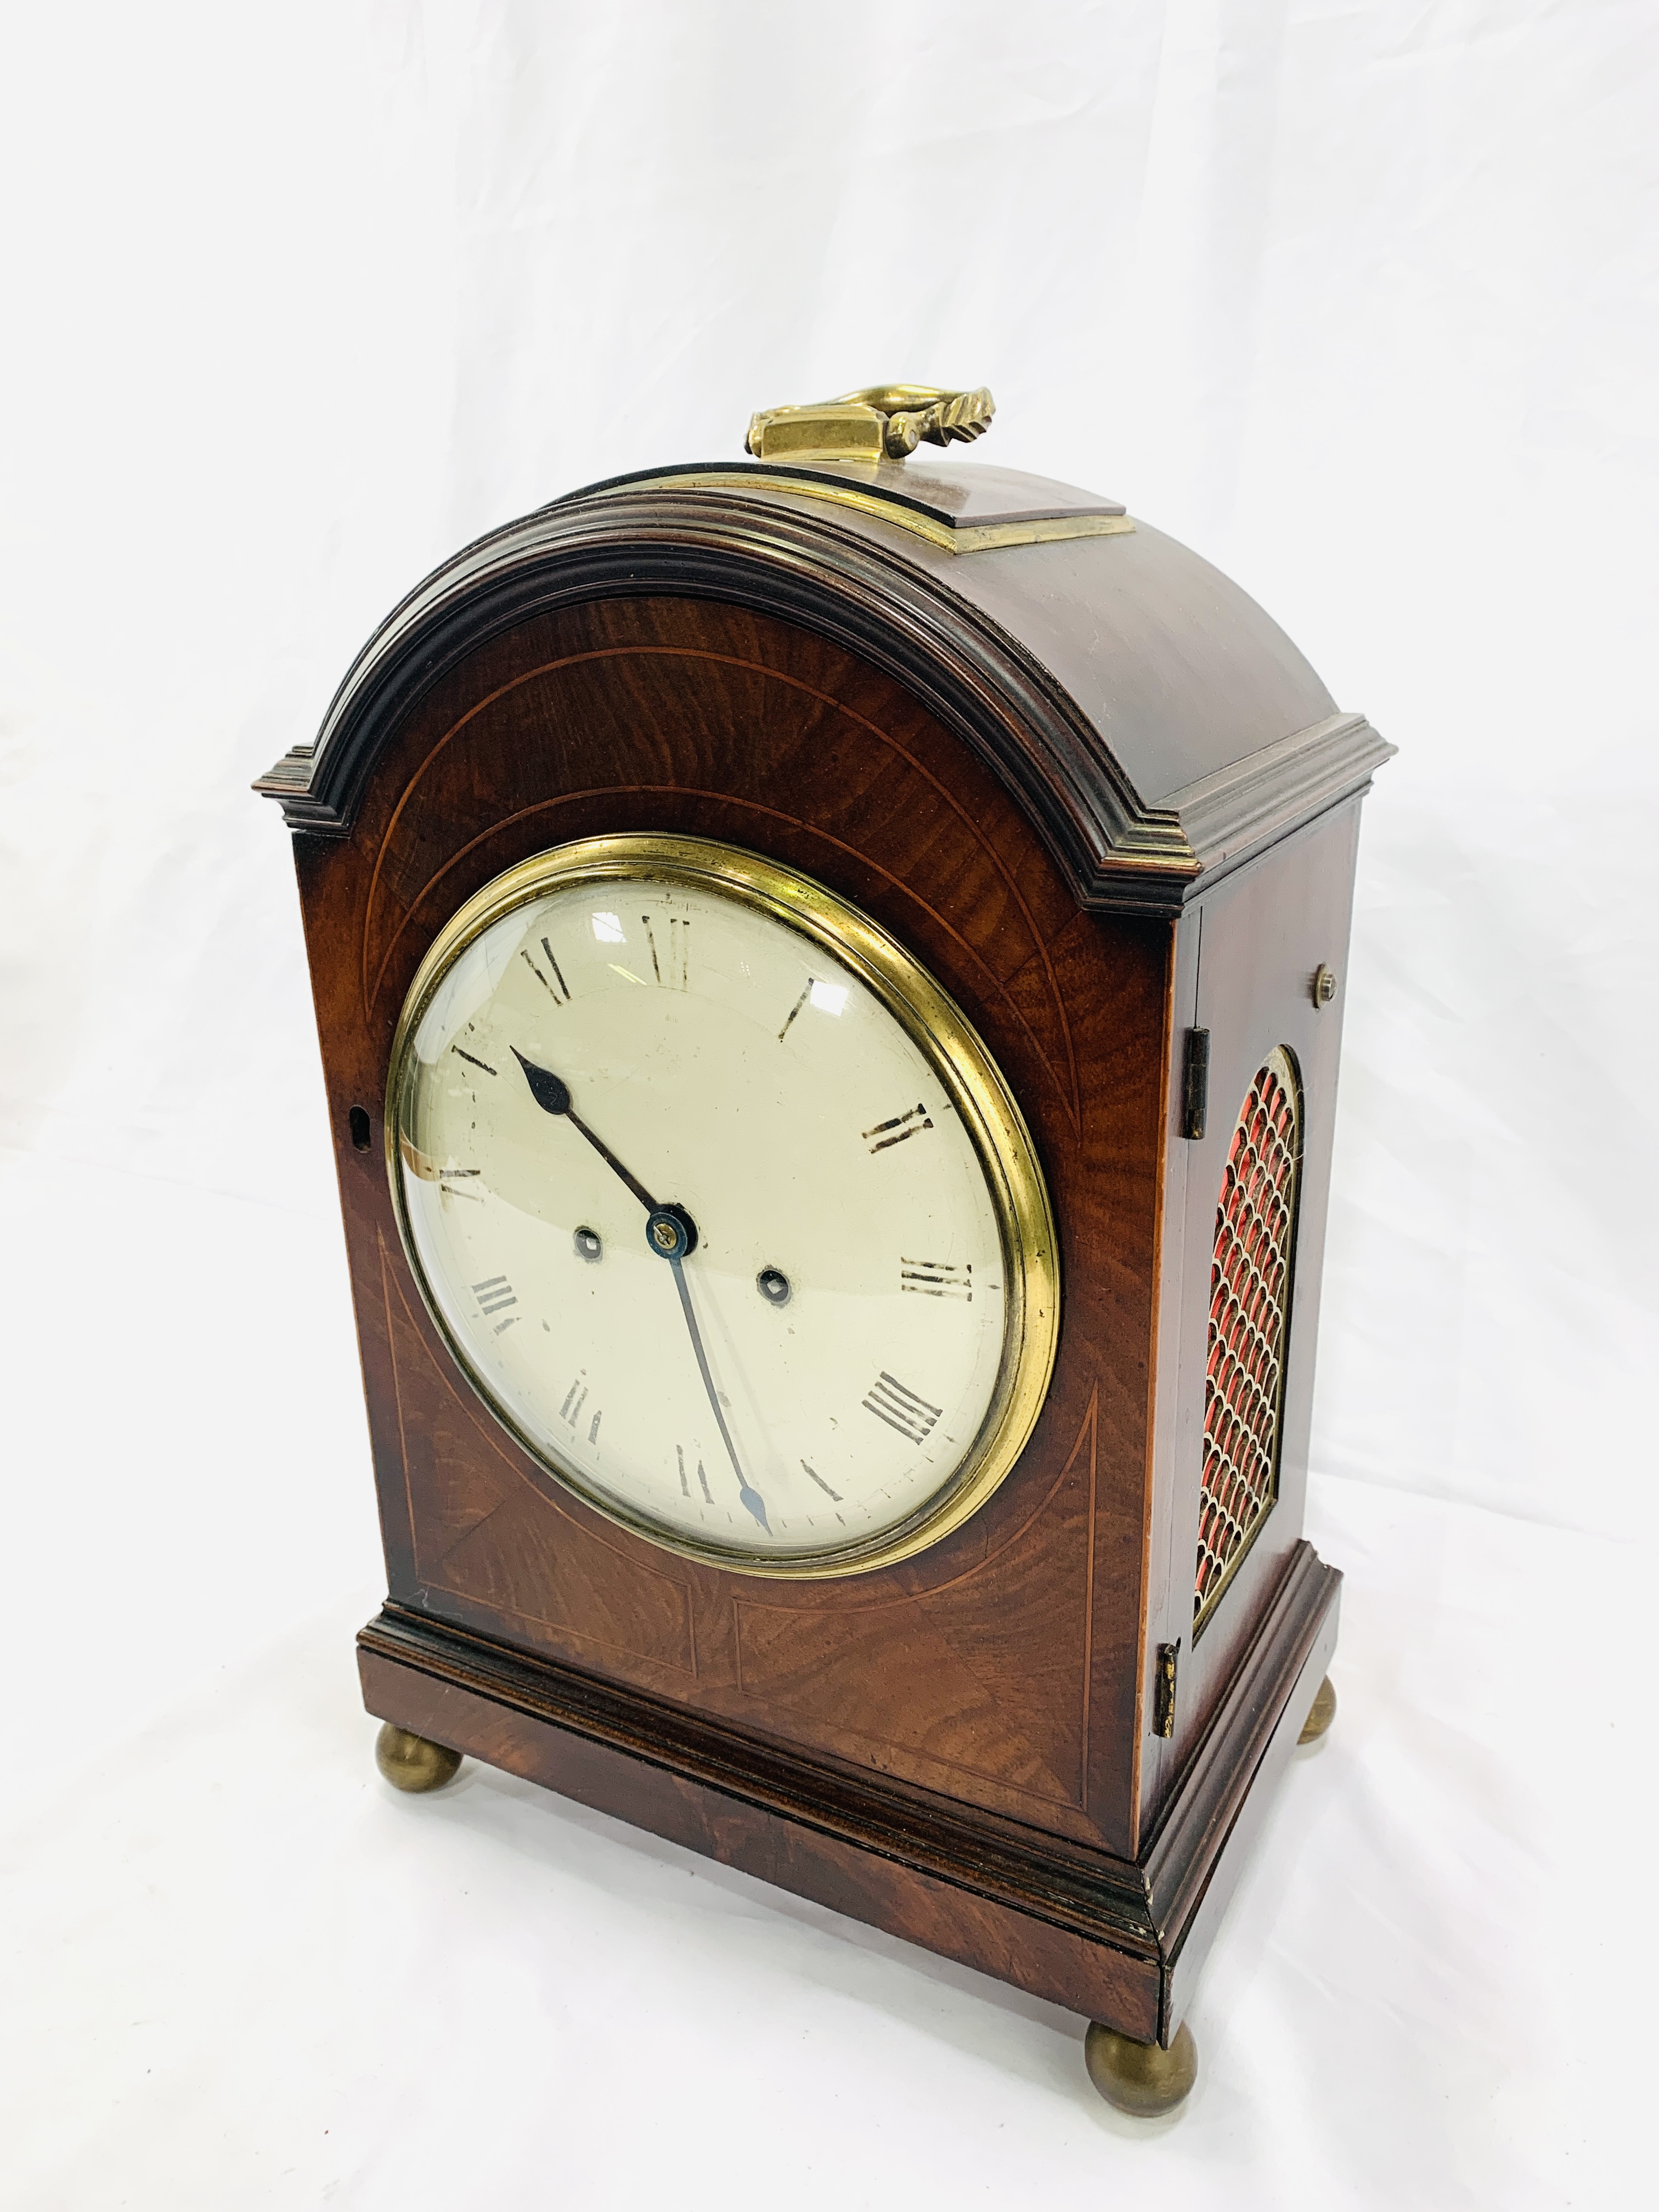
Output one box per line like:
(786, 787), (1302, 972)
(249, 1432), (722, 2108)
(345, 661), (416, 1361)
(260, 457), (1390, 2050)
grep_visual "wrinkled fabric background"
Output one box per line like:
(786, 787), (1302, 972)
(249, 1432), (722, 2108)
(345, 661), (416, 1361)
(1, 4), (1651, 2205)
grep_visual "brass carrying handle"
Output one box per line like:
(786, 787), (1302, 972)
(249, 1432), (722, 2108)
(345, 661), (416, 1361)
(746, 385), (995, 463)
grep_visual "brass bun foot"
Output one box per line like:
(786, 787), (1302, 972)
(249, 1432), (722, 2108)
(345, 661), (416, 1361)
(1084, 2021), (1198, 2117)
(375, 1722), (461, 1793)
(1299, 1674), (1338, 1745)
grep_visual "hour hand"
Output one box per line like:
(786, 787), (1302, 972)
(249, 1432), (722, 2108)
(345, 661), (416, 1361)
(511, 1049), (659, 1214)
(513, 1049), (572, 1118)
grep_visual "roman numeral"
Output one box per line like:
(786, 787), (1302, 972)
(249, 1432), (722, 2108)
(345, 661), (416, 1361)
(645, 913), (689, 991)
(901, 1258), (972, 1301)
(863, 1103), (933, 1154)
(439, 1167), (483, 1204)
(453, 1046), (497, 1076)
(520, 938), (572, 1003)
(676, 1444), (713, 1503)
(780, 977), (848, 1040)
(801, 1460), (842, 1502)
(552, 1383), (602, 1443)
(863, 1371), (942, 1444)
(472, 1274), (517, 1329)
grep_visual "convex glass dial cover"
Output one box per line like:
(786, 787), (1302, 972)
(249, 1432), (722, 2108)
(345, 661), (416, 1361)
(387, 836), (1058, 1577)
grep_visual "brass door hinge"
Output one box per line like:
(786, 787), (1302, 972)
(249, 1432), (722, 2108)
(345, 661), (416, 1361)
(1154, 1641), (1180, 1738)
(1181, 1029), (1210, 1141)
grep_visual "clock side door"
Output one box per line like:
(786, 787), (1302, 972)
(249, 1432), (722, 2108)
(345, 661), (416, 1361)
(1142, 798), (1362, 1815)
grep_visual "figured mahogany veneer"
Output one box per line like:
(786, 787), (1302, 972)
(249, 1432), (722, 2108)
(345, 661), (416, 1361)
(306, 594), (1159, 1830)
(272, 467), (1378, 2047)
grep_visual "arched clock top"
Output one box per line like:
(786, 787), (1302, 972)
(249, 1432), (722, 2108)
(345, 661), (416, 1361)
(256, 457), (1391, 914)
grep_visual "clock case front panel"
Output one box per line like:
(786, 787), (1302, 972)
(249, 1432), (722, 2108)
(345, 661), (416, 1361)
(265, 465), (1387, 2047)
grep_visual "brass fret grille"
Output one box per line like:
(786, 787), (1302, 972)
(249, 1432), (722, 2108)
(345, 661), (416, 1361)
(1195, 1047), (1301, 1628)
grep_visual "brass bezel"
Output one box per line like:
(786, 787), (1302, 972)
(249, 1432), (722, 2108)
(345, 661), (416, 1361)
(385, 834), (1060, 1581)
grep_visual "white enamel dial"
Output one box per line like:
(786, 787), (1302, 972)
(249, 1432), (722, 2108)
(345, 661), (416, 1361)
(389, 839), (1057, 1577)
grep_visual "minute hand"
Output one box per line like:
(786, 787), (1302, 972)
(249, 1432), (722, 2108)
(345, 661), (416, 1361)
(668, 1253), (771, 1536)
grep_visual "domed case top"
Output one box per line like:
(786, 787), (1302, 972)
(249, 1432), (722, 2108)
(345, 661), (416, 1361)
(257, 449), (1392, 911)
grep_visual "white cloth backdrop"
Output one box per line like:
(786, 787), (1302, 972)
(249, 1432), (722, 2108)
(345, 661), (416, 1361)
(2, 3), (1652, 2204)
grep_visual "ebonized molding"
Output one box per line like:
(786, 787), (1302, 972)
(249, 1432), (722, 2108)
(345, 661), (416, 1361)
(1162, 711), (1389, 891)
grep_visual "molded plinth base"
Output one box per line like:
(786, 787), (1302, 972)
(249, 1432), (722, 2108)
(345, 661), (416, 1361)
(1084, 2019), (1198, 2116)
(358, 1548), (1339, 2038)
(375, 1722), (461, 1793)
(1298, 1674), (1337, 1745)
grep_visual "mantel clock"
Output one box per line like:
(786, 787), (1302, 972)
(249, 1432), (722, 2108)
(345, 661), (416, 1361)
(259, 385), (1390, 2114)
